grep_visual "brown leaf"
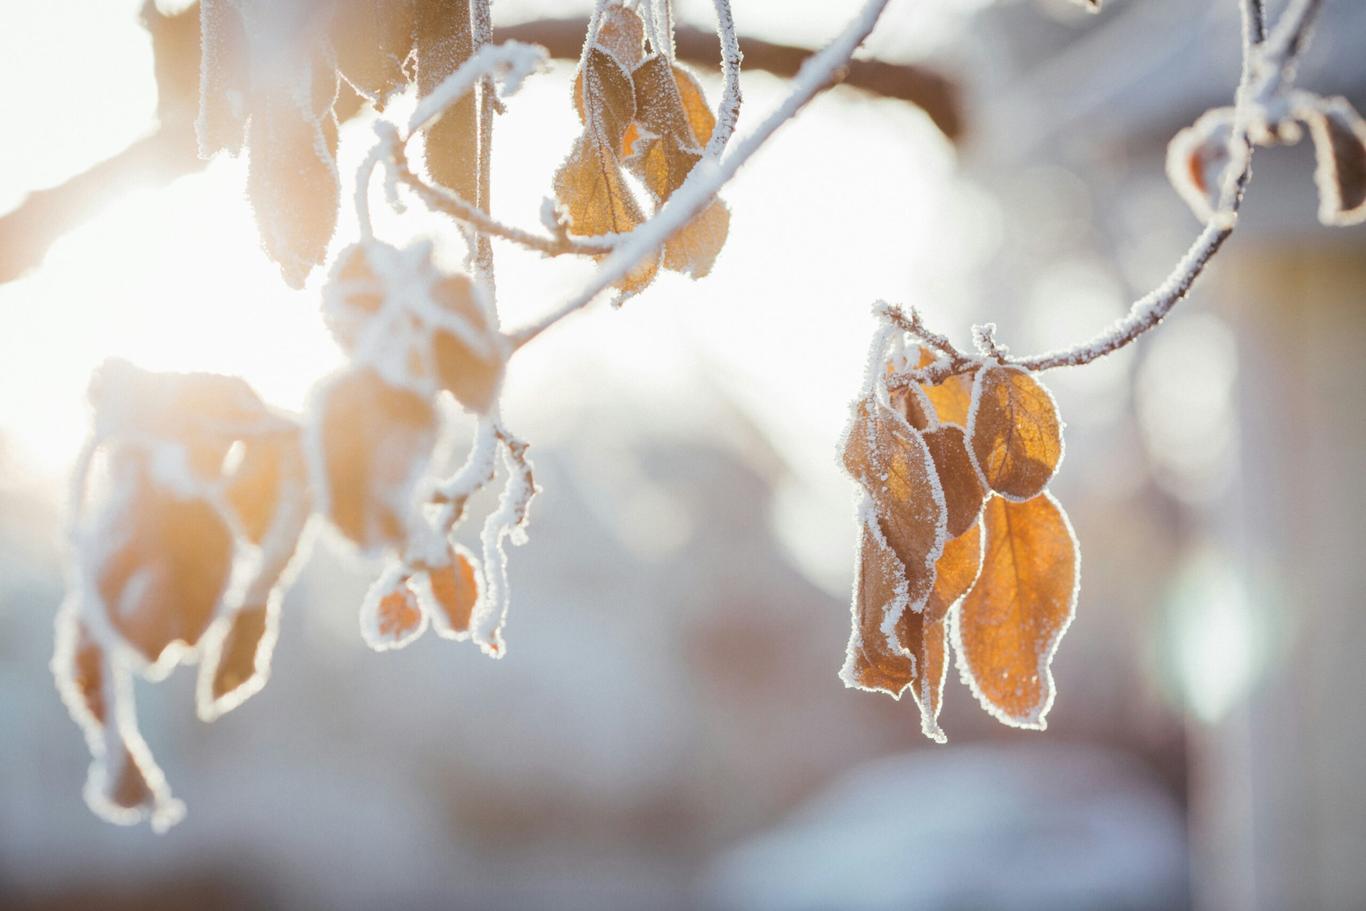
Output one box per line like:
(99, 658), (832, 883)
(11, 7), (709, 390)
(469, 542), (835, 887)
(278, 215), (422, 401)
(842, 396), (946, 579)
(968, 365), (1063, 501)
(431, 274), (504, 413)
(626, 56), (729, 277)
(333, 0), (415, 107)
(415, 0), (478, 204)
(922, 425), (985, 538)
(841, 524), (915, 697)
(913, 346), (975, 426)
(363, 581), (427, 649)
(96, 479), (234, 667)
(924, 518), (983, 623)
(206, 604), (271, 707)
(315, 369), (436, 552)
(1166, 107), (1236, 223)
(417, 545), (482, 639)
(225, 433), (303, 544)
(1306, 96), (1366, 226)
(246, 59), (341, 289)
(54, 611), (108, 732)
(895, 601), (950, 742)
(956, 493), (1079, 729)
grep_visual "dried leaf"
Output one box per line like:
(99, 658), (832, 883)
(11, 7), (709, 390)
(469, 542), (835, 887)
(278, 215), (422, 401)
(842, 396), (947, 578)
(196, 0), (249, 157)
(924, 518), (983, 623)
(431, 274), (505, 413)
(224, 434), (300, 544)
(313, 369), (436, 553)
(967, 365), (1063, 501)
(1306, 96), (1366, 226)
(556, 46), (661, 293)
(895, 600), (950, 742)
(922, 425), (985, 538)
(913, 346), (974, 426)
(956, 493), (1079, 729)
(203, 604), (271, 712)
(322, 242), (389, 354)
(627, 56), (729, 277)
(595, 3), (646, 69)
(53, 610), (107, 733)
(334, 0), (415, 107)
(840, 523), (915, 697)
(95, 480), (234, 668)
(361, 576), (428, 650)
(246, 60), (341, 288)
(415, 545), (482, 639)
(1166, 107), (1236, 223)
(415, 0), (479, 204)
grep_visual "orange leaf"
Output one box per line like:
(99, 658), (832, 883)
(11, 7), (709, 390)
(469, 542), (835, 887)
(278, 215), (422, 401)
(924, 518), (983, 623)
(432, 274), (505, 413)
(913, 346), (975, 427)
(840, 524), (915, 697)
(202, 604), (272, 714)
(955, 493), (1078, 729)
(362, 581), (428, 651)
(842, 396), (946, 580)
(96, 481), (234, 668)
(416, 546), (482, 639)
(922, 425), (985, 538)
(1305, 96), (1366, 226)
(895, 603), (950, 743)
(967, 364), (1063, 501)
(314, 369), (436, 553)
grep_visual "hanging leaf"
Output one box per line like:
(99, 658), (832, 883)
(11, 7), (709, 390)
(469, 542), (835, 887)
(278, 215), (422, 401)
(322, 242), (391, 354)
(196, 0), (249, 157)
(334, 0), (415, 107)
(431, 274), (505, 413)
(555, 41), (661, 293)
(94, 475), (234, 669)
(1166, 107), (1237, 223)
(967, 365), (1063, 501)
(1305, 96), (1366, 226)
(360, 574), (428, 651)
(922, 425), (985, 538)
(311, 369), (436, 553)
(956, 493), (1079, 729)
(200, 604), (272, 716)
(923, 518), (983, 622)
(895, 599), (950, 742)
(53, 610), (108, 734)
(246, 55), (341, 288)
(415, 0), (479, 204)
(910, 346), (975, 426)
(414, 545), (482, 639)
(840, 523), (915, 697)
(224, 433), (301, 544)
(627, 56), (730, 277)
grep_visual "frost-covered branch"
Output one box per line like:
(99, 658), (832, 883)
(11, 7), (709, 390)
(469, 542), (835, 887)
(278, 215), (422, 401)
(887, 0), (1340, 390)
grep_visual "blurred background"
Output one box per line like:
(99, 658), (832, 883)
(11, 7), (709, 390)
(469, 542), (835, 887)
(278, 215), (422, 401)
(1, 0), (1364, 908)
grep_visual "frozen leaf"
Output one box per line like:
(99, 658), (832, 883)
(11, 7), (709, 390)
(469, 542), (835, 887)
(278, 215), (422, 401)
(913, 346), (974, 426)
(361, 573), (428, 651)
(895, 599), (950, 742)
(1305, 96), (1366, 226)
(967, 365), (1063, 501)
(924, 518), (983, 622)
(595, 3), (647, 68)
(414, 545), (482, 639)
(53, 609), (108, 734)
(1166, 107), (1237, 223)
(842, 396), (947, 578)
(322, 242), (390, 354)
(224, 433), (302, 545)
(334, 0), (415, 107)
(415, 0), (479, 204)
(627, 56), (730, 277)
(200, 604), (273, 718)
(956, 493), (1079, 729)
(840, 523), (915, 697)
(555, 46), (660, 293)
(311, 369), (436, 553)
(196, 0), (248, 157)
(922, 425), (985, 538)
(432, 274), (505, 413)
(246, 60), (341, 289)
(95, 479), (234, 669)
(85, 733), (184, 833)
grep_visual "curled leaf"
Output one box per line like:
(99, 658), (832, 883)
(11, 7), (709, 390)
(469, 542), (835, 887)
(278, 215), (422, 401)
(311, 369), (436, 553)
(922, 425), (985, 538)
(94, 477), (234, 670)
(1304, 95), (1366, 227)
(924, 518), (983, 623)
(431, 274), (505, 413)
(361, 573), (428, 651)
(1166, 107), (1237, 223)
(414, 545), (482, 639)
(415, 0), (479, 204)
(842, 396), (947, 579)
(840, 523), (915, 697)
(956, 493), (1079, 730)
(967, 365), (1063, 501)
